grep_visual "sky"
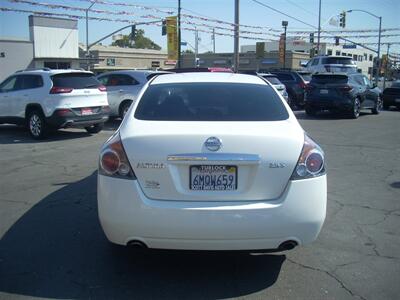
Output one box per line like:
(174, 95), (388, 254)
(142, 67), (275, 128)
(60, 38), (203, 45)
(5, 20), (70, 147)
(0, 0), (399, 55)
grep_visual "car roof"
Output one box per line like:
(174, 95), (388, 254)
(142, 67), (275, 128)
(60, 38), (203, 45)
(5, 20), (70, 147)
(97, 70), (169, 75)
(150, 72), (266, 85)
(16, 69), (93, 76)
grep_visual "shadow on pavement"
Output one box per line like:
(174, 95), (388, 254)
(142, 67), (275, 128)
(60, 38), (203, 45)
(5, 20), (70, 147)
(0, 120), (121, 145)
(295, 111), (370, 120)
(0, 172), (285, 299)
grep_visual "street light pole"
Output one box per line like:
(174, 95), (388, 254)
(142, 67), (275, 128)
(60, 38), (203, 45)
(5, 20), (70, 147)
(233, 0), (239, 73)
(317, 0), (321, 54)
(347, 9), (382, 85)
(85, 0), (98, 70)
(178, 0), (182, 68)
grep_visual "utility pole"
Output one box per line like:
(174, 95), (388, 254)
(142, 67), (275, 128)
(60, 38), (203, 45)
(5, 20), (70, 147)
(377, 16), (382, 86)
(178, 0), (182, 68)
(195, 28), (198, 67)
(282, 21), (288, 69)
(317, 0), (321, 54)
(212, 28), (216, 53)
(86, 0), (98, 70)
(383, 43), (390, 89)
(233, 0), (239, 73)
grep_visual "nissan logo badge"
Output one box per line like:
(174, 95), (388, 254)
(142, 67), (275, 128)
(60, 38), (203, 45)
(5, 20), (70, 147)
(204, 137), (222, 152)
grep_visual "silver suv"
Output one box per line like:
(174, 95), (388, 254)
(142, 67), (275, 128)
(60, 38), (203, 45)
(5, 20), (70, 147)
(97, 70), (171, 119)
(0, 68), (109, 139)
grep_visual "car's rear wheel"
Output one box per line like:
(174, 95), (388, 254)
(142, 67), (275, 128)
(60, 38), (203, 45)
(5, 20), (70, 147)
(305, 106), (317, 116)
(371, 96), (382, 114)
(85, 123), (104, 134)
(119, 101), (133, 119)
(27, 110), (48, 139)
(350, 98), (361, 119)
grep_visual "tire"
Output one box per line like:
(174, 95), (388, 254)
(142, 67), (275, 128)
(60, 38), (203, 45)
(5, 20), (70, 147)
(85, 123), (104, 134)
(305, 106), (316, 116)
(349, 98), (361, 119)
(27, 109), (48, 139)
(382, 102), (389, 110)
(119, 101), (132, 119)
(371, 96), (382, 115)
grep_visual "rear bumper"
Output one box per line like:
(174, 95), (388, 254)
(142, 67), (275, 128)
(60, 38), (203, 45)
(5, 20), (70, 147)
(47, 108), (109, 128)
(305, 98), (353, 111)
(98, 174), (327, 250)
(382, 94), (400, 106)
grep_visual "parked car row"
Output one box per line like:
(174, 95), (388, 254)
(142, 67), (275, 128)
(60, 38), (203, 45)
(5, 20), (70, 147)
(0, 68), (168, 139)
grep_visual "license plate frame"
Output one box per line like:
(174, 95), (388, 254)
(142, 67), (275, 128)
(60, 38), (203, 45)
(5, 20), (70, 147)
(81, 108), (93, 115)
(320, 89), (329, 94)
(189, 165), (237, 191)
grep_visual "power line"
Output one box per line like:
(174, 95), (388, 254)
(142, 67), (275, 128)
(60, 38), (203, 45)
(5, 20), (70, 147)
(250, 0), (317, 29)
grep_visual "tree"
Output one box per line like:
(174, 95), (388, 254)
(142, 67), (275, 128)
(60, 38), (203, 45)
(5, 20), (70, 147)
(111, 29), (161, 50)
(183, 49), (194, 54)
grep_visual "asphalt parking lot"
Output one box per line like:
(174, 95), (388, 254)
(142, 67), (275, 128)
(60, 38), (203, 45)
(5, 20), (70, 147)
(0, 110), (399, 300)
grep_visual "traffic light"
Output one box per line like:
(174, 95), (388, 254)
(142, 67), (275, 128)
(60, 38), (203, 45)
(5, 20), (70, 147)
(130, 25), (136, 40)
(335, 36), (340, 46)
(339, 11), (346, 28)
(309, 33), (314, 44)
(162, 19), (167, 36)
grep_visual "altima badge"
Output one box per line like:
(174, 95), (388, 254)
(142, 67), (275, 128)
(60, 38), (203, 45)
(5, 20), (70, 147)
(204, 137), (222, 151)
(137, 162), (165, 169)
(269, 162), (287, 168)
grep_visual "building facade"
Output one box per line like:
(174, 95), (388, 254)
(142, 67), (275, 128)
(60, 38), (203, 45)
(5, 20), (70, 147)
(181, 51), (310, 71)
(80, 44), (171, 73)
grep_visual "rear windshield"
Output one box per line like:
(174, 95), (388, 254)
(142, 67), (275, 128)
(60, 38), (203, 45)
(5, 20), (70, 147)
(272, 73), (295, 81)
(311, 74), (348, 84)
(262, 76), (281, 85)
(391, 82), (400, 88)
(321, 57), (354, 65)
(134, 82), (289, 121)
(51, 73), (100, 89)
(299, 73), (311, 82)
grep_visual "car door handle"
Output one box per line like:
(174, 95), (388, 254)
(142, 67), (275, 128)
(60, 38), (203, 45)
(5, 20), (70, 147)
(119, 89), (124, 93)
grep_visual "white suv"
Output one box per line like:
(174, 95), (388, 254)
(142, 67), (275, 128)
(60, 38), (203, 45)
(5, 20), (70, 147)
(0, 69), (109, 139)
(305, 56), (357, 74)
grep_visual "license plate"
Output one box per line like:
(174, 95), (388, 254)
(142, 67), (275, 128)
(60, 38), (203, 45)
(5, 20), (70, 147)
(190, 165), (237, 191)
(320, 89), (329, 94)
(81, 108), (93, 115)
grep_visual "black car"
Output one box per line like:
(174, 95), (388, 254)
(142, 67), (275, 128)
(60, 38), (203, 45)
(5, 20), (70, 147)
(269, 70), (311, 108)
(382, 81), (400, 110)
(304, 73), (382, 118)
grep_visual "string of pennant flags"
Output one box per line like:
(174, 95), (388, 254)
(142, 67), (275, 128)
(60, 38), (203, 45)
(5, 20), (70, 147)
(1, 4), (399, 54)
(0, 7), (275, 41)
(11, 0), (400, 35)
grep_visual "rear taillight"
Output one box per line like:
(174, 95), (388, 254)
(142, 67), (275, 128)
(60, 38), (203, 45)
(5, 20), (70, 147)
(291, 134), (325, 180)
(299, 82), (307, 89)
(98, 85), (107, 92)
(340, 85), (353, 92)
(305, 84), (314, 92)
(324, 65), (331, 72)
(99, 132), (136, 179)
(55, 109), (72, 116)
(50, 87), (73, 94)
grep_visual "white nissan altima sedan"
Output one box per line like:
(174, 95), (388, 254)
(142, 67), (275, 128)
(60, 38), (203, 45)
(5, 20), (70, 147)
(97, 72), (327, 251)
